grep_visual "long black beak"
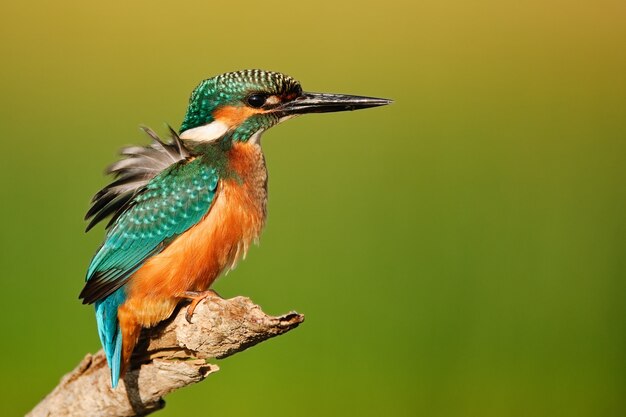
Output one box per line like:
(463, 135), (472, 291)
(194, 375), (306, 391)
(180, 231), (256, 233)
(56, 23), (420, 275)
(276, 92), (392, 115)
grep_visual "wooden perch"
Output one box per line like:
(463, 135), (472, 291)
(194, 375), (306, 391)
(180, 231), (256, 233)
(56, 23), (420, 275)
(28, 295), (304, 417)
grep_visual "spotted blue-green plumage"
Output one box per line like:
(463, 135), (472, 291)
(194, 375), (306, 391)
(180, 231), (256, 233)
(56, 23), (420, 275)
(83, 158), (220, 303)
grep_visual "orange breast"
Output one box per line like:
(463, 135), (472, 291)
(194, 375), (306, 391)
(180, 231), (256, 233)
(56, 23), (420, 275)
(123, 142), (268, 327)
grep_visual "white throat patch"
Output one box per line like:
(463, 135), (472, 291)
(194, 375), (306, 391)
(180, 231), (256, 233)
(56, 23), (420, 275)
(248, 129), (265, 145)
(180, 120), (229, 142)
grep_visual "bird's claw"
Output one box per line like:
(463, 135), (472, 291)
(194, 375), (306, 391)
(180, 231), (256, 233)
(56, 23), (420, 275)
(180, 290), (219, 323)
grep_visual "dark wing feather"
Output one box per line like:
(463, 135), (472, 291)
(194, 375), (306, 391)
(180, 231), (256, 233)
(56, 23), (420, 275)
(85, 126), (190, 232)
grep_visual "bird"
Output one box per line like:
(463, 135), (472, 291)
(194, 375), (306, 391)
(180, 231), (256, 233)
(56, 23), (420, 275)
(79, 69), (391, 388)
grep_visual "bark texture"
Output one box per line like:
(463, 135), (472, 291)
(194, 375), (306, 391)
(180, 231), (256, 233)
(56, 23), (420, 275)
(28, 295), (304, 417)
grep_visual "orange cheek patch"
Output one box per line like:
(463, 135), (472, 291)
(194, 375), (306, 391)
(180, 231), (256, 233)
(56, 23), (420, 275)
(213, 105), (264, 128)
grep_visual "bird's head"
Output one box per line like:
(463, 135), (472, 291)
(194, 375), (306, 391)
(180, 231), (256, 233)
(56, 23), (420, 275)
(179, 69), (391, 145)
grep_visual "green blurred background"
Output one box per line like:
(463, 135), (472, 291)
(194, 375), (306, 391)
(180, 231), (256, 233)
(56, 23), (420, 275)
(1, 0), (625, 415)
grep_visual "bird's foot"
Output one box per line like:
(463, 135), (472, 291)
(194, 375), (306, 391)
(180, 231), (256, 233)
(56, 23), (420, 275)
(179, 290), (220, 323)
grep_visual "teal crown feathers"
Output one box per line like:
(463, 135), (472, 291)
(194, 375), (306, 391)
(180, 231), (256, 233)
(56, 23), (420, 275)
(180, 69), (302, 133)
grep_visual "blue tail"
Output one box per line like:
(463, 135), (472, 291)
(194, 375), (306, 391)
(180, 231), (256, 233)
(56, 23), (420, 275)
(95, 287), (126, 388)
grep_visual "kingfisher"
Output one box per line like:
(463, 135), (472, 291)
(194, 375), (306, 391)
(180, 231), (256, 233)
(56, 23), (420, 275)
(79, 69), (391, 388)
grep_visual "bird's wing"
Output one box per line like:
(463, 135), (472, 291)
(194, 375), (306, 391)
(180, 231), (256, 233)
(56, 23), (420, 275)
(79, 156), (219, 304)
(84, 126), (190, 232)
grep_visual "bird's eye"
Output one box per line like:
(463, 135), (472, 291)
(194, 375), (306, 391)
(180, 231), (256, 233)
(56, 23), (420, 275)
(247, 94), (267, 108)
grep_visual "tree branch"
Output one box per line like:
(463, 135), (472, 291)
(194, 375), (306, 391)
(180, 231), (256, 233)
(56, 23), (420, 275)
(28, 295), (304, 417)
